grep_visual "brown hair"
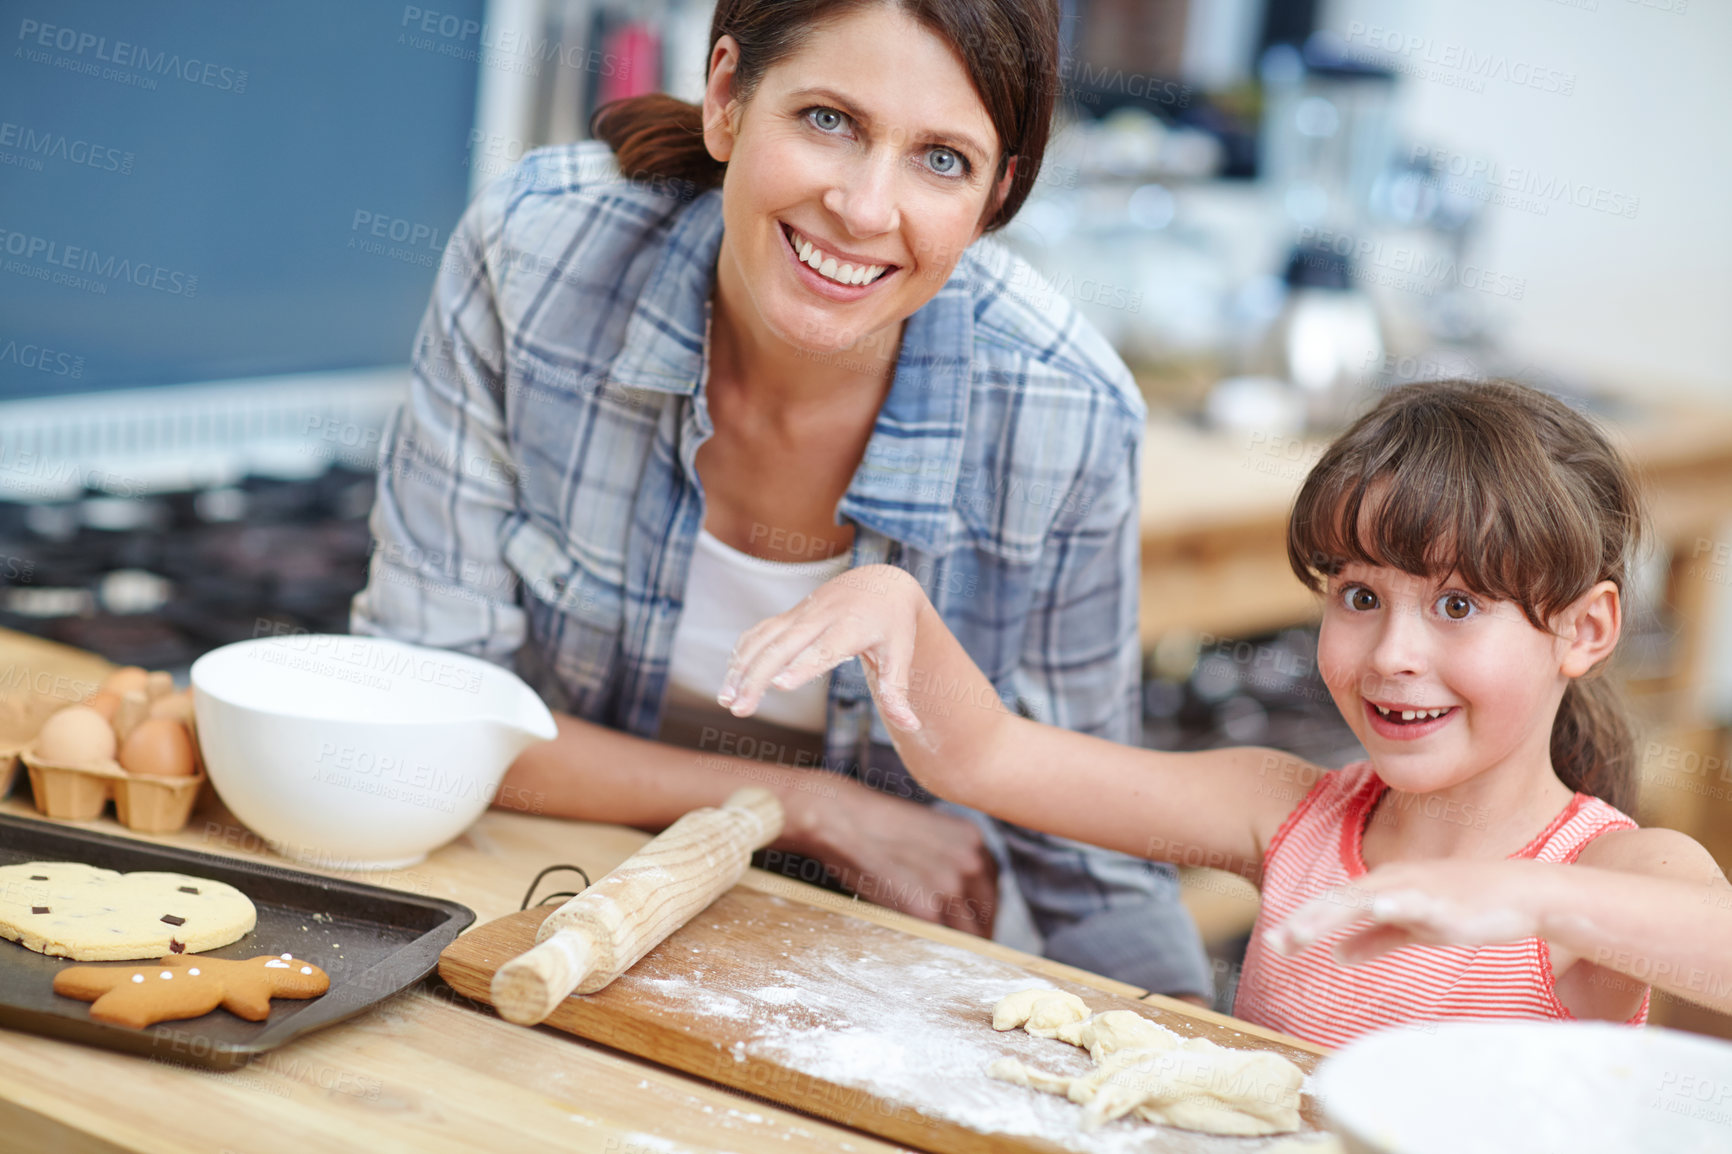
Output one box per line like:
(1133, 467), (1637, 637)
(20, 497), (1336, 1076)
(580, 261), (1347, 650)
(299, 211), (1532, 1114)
(589, 0), (1059, 232)
(1286, 380), (1646, 813)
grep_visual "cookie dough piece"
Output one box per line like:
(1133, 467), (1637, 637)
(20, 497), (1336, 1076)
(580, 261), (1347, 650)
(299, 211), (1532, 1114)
(987, 988), (1307, 1137)
(987, 1056), (1076, 1096)
(1070, 1009), (1183, 1062)
(1152, 1094), (1290, 1137)
(991, 988), (1091, 1037)
(0, 861), (256, 960)
(53, 953), (330, 1029)
(1078, 1045), (1304, 1134)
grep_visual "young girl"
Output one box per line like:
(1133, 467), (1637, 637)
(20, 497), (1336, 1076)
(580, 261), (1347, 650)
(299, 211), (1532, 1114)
(717, 379), (1732, 1047)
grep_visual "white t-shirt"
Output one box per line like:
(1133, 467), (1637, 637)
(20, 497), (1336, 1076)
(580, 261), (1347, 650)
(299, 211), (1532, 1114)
(664, 528), (852, 733)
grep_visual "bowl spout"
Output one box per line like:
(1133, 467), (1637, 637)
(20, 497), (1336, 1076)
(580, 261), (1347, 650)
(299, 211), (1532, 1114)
(493, 686), (559, 759)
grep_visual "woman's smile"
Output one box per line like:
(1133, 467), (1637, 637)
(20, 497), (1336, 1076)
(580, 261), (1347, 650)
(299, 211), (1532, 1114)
(778, 221), (898, 297)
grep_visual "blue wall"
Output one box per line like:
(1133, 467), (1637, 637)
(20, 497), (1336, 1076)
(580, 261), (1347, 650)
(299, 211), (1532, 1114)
(0, 1), (486, 398)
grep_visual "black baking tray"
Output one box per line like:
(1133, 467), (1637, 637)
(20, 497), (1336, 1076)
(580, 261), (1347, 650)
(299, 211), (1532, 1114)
(0, 812), (475, 1070)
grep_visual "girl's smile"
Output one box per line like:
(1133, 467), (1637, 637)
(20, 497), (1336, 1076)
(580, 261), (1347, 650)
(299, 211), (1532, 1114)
(1363, 700), (1459, 740)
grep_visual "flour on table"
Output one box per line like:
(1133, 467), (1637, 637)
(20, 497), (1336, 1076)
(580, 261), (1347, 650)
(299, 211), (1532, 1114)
(989, 988), (1307, 1137)
(611, 894), (1317, 1152)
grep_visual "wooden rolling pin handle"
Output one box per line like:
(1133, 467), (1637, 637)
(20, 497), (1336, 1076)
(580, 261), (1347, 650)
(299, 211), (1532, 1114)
(489, 928), (594, 1028)
(718, 785), (784, 848)
(490, 788), (784, 1026)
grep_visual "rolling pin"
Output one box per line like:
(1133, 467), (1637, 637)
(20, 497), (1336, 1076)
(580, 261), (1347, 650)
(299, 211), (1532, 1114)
(490, 787), (784, 1026)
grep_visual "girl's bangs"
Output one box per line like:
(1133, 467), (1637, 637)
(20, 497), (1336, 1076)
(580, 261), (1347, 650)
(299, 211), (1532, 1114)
(1288, 404), (1578, 627)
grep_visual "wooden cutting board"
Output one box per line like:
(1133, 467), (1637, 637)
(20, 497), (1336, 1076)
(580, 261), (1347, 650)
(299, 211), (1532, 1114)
(439, 888), (1330, 1153)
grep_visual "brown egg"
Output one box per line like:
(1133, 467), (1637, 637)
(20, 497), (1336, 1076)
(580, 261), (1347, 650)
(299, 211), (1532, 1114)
(147, 688), (195, 725)
(144, 670), (175, 701)
(35, 705), (119, 765)
(118, 718), (197, 777)
(83, 690), (123, 722)
(99, 666), (150, 697)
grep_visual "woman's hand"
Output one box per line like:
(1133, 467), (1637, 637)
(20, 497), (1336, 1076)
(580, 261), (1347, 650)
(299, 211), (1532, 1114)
(720, 564), (928, 731)
(1264, 860), (1551, 964)
(777, 773), (999, 937)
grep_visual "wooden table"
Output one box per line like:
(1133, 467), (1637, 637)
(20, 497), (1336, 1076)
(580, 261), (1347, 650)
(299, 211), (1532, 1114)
(0, 798), (1327, 1154)
(0, 629), (1326, 1154)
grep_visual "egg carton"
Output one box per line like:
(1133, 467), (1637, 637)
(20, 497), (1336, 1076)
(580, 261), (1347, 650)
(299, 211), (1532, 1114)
(1, 685), (205, 834)
(0, 694), (59, 799)
(0, 746), (21, 799)
(18, 750), (205, 833)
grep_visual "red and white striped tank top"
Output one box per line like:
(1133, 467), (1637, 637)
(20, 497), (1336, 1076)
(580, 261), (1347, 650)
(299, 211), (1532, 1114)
(1234, 761), (1648, 1048)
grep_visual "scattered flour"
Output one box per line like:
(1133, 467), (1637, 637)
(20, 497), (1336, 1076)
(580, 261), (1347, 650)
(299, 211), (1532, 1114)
(612, 895), (1320, 1152)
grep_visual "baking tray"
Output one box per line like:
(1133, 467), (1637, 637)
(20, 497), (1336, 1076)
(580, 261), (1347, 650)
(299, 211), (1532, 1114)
(0, 812), (475, 1070)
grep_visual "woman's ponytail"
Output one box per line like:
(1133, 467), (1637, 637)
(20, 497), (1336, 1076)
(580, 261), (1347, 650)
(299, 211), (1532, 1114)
(590, 94), (725, 195)
(1552, 674), (1636, 815)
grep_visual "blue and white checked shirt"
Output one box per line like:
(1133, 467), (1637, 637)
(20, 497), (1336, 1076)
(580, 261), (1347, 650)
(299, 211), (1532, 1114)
(351, 142), (1212, 998)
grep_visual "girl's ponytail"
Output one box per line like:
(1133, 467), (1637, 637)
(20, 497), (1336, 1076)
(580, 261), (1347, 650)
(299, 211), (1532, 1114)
(1552, 675), (1636, 815)
(591, 94), (725, 194)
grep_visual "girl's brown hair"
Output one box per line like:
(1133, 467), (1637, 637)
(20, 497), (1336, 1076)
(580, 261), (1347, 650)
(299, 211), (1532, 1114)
(590, 0), (1059, 232)
(1287, 380), (1646, 813)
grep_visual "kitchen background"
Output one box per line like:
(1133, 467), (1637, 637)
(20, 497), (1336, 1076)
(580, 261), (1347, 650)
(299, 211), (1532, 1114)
(2, 0), (1728, 1034)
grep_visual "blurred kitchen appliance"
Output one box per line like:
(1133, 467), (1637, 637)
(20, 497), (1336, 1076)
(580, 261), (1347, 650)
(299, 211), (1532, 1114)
(1256, 241), (1384, 429)
(0, 466), (377, 681)
(1258, 35), (1397, 233)
(1222, 35), (1396, 430)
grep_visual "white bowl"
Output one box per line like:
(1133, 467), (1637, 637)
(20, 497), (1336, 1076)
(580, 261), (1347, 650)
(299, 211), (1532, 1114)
(191, 634), (557, 869)
(1314, 1020), (1732, 1154)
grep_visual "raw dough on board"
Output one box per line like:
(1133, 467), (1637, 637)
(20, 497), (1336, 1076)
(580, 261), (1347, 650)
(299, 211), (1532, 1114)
(988, 988), (1306, 1136)
(991, 987), (1091, 1037)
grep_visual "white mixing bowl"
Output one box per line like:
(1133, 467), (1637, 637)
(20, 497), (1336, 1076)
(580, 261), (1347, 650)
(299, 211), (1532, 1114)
(1315, 1019), (1732, 1154)
(191, 634), (558, 869)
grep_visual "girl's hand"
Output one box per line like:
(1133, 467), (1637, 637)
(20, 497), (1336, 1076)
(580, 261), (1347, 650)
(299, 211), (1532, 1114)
(1265, 860), (1550, 964)
(720, 564), (928, 731)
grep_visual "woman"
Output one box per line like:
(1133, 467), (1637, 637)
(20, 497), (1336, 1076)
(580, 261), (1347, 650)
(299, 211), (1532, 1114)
(352, 0), (1212, 1000)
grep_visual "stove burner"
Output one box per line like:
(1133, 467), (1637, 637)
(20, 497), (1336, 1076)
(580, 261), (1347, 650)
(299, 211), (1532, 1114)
(0, 467), (378, 679)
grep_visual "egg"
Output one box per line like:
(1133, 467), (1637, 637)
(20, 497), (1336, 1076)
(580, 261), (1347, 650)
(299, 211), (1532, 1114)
(83, 690), (123, 721)
(99, 666), (151, 697)
(117, 718), (198, 777)
(147, 689), (195, 725)
(35, 705), (119, 765)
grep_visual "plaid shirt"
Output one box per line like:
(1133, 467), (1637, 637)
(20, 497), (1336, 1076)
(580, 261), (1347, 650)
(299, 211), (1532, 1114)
(351, 142), (1211, 998)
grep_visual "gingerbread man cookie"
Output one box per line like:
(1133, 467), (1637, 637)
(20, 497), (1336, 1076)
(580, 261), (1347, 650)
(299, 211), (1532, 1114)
(52, 952), (330, 1029)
